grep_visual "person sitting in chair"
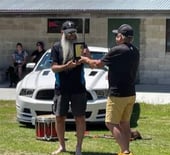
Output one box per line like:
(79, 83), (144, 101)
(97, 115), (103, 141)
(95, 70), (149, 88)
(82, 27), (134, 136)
(31, 41), (46, 64)
(12, 42), (28, 81)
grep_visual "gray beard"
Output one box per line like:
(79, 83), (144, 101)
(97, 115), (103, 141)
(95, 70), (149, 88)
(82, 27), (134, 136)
(61, 33), (75, 64)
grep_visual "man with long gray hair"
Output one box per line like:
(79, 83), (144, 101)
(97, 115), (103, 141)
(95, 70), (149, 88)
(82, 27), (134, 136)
(51, 20), (90, 155)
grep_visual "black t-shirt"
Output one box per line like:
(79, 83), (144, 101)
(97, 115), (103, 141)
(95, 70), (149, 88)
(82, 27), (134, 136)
(31, 49), (45, 63)
(51, 42), (86, 94)
(101, 43), (139, 97)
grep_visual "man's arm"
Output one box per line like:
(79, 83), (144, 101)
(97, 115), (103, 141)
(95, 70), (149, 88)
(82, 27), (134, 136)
(51, 60), (78, 73)
(79, 56), (105, 68)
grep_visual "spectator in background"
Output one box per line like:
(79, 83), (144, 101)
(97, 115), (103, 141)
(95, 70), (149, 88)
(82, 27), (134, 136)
(31, 41), (46, 63)
(12, 42), (28, 81)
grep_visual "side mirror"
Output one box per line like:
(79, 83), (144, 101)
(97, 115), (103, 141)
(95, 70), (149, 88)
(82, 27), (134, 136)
(26, 63), (36, 69)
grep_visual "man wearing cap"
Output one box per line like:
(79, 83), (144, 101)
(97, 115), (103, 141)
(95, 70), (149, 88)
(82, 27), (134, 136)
(80, 24), (139, 155)
(51, 21), (90, 155)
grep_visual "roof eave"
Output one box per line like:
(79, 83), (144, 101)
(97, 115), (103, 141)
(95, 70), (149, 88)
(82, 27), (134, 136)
(0, 9), (170, 15)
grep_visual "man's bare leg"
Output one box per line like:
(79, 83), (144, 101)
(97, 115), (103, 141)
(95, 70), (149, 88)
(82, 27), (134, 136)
(106, 122), (131, 154)
(119, 121), (131, 154)
(75, 116), (86, 155)
(51, 116), (66, 155)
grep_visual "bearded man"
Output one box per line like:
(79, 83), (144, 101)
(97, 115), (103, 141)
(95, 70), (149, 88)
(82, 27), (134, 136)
(51, 21), (90, 155)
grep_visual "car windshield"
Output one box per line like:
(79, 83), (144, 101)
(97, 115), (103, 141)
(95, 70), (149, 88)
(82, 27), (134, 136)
(35, 51), (106, 71)
(35, 52), (52, 71)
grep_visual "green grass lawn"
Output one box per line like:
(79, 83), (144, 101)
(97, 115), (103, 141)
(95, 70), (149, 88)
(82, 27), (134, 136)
(0, 100), (170, 155)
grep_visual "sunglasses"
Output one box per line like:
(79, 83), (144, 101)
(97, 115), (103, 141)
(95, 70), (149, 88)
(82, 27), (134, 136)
(66, 31), (76, 36)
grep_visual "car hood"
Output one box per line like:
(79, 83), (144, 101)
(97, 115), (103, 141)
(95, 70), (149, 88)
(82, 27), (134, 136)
(19, 68), (108, 90)
(19, 69), (55, 89)
(84, 68), (108, 90)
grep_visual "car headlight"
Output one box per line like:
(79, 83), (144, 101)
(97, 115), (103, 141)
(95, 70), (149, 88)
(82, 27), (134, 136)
(19, 89), (35, 98)
(94, 89), (108, 99)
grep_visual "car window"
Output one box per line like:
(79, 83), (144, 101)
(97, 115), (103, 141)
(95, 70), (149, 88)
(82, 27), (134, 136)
(90, 51), (106, 59)
(35, 52), (52, 71)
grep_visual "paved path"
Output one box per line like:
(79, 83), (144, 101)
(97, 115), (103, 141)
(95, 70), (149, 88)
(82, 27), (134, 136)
(0, 82), (16, 100)
(136, 84), (170, 104)
(0, 81), (170, 104)
(0, 87), (16, 100)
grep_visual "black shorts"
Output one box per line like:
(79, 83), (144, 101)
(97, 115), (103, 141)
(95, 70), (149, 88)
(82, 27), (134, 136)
(53, 92), (87, 117)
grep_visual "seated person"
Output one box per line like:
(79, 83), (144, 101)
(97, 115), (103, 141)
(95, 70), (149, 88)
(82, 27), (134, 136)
(31, 41), (46, 63)
(12, 42), (28, 81)
(7, 65), (18, 87)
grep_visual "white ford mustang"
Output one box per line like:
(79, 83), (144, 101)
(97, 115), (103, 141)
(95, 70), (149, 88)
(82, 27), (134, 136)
(16, 46), (109, 125)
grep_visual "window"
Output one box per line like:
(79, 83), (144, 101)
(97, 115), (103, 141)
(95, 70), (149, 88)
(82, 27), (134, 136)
(166, 19), (170, 52)
(47, 18), (90, 33)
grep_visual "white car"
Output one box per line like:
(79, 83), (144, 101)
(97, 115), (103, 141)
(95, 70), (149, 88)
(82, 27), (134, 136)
(16, 46), (109, 125)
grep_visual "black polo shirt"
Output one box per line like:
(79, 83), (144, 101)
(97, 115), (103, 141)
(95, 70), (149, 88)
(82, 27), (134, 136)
(51, 42), (86, 94)
(101, 43), (139, 97)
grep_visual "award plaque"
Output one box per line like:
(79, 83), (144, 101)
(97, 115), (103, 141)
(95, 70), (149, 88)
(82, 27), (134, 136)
(73, 42), (85, 60)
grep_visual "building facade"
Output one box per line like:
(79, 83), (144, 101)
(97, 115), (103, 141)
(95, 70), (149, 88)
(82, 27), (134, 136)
(0, 0), (170, 84)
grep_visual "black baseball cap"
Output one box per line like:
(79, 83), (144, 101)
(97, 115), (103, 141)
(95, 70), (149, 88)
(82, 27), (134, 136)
(112, 24), (134, 37)
(61, 21), (77, 34)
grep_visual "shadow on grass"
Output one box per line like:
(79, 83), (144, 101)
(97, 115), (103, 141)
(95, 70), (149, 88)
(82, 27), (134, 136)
(130, 102), (141, 128)
(68, 151), (116, 155)
(83, 153), (117, 155)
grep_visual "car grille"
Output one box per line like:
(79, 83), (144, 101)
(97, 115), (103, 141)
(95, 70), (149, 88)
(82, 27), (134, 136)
(96, 109), (106, 119)
(22, 108), (32, 117)
(36, 111), (53, 116)
(36, 90), (93, 101)
(36, 89), (54, 100)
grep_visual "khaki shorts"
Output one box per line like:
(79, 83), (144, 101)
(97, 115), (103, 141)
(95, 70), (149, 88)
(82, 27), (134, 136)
(105, 96), (136, 124)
